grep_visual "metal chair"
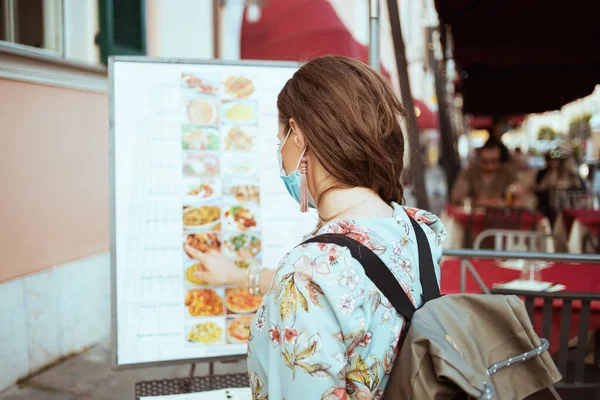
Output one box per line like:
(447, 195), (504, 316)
(490, 289), (600, 398)
(464, 208), (539, 248)
(473, 229), (568, 253)
(551, 190), (600, 211)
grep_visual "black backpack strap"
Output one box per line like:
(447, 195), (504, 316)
(409, 217), (441, 302)
(302, 233), (417, 320)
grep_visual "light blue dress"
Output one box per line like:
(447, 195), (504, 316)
(247, 203), (446, 400)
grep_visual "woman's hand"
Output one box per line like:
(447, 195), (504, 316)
(184, 245), (247, 288)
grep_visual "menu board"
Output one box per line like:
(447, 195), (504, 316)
(110, 59), (317, 367)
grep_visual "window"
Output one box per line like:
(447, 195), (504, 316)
(98, 0), (146, 64)
(0, 0), (63, 53)
(0, 0), (147, 66)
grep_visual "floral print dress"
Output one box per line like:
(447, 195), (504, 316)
(248, 203), (446, 400)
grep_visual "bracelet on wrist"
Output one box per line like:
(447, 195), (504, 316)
(247, 265), (263, 296)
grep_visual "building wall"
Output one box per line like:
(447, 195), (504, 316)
(146, 0), (213, 58)
(0, 79), (109, 283)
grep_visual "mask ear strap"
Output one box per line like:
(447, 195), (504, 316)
(281, 127), (292, 149)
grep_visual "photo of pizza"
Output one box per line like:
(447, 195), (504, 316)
(225, 288), (262, 314)
(227, 316), (254, 343)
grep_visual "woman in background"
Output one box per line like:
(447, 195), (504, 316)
(536, 150), (585, 222)
(186, 56), (446, 399)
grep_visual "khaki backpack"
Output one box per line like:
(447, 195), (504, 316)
(303, 217), (561, 399)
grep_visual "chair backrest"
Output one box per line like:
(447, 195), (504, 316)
(551, 190), (600, 211)
(473, 229), (567, 252)
(464, 207), (539, 248)
(490, 289), (600, 389)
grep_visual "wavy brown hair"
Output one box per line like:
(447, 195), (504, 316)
(277, 55), (408, 207)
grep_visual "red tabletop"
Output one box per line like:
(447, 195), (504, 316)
(441, 259), (600, 354)
(446, 205), (543, 232)
(562, 209), (600, 233)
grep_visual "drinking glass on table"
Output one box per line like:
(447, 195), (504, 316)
(520, 262), (542, 281)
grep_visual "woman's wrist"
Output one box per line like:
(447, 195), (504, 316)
(231, 267), (248, 289)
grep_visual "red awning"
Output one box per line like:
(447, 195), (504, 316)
(435, 0), (600, 115)
(414, 99), (438, 130)
(469, 115), (525, 130)
(241, 0), (390, 79)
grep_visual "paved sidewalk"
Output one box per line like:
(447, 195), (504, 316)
(0, 341), (248, 400)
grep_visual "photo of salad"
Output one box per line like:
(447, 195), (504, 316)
(234, 260), (260, 270)
(182, 126), (219, 150)
(224, 205), (258, 231)
(224, 232), (261, 259)
(183, 152), (220, 177)
(223, 127), (256, 151)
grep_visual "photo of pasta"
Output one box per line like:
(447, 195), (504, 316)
(187, 320), (225, 345)
(221, 101), (257, 125)
(225, 288), (262, 314)
(183, 205), (221, 230)
(185, 289), (224, 317)
(227, 316), (254, 344)
(222, 127), (256, 151)
(182, 126), (219, 150)
(223, 76), (255, 99)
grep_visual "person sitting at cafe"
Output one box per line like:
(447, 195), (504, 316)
(451, 141), (521, 208)
(535, 149), (585, 222)
(484, 116), (511, 164)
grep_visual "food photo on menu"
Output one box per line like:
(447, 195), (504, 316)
(222, 126), (257, 152)
(222, 75), (256, 99)
(182, 125), (220, 150)
(179, 71), (262, 350)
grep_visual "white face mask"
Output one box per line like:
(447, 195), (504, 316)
(277, 128), (316, 208)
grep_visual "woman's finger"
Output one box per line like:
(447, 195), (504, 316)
(185, 244), (207, 261)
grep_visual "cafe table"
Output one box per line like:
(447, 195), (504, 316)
(440, 205), (551, 249)
(440, 258), (600, 355)
(553, 209), (600, 253)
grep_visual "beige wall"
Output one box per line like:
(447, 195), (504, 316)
(0, 79), (109, 283)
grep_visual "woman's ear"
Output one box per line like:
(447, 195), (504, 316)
(289, 118), (306, 151)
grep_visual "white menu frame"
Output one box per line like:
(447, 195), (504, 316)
(109, 57), (307, 369)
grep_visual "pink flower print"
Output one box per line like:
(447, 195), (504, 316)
(337, 293), (356, 316)
(269, 324), (281, 347)
(293, 255), (331, 283)
(391, 323), (403, 350)
(256, 316), (265, 333)
(322, 387), (348, 400)
(358, 331), (373, 348)
(339, 266), (360, 290)
(283, 327), (298, 343)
